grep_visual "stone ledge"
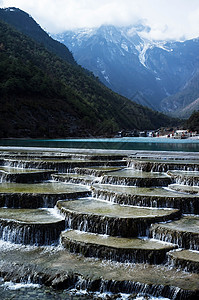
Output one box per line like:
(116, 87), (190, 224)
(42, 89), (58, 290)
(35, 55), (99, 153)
(61, 230), (177, 264)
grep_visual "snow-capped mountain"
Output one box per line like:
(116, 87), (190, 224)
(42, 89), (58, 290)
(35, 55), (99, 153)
(53, 24), (199, 114)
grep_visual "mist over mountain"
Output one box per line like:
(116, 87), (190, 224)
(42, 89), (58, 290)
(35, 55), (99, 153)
(53, 25), (199, 117)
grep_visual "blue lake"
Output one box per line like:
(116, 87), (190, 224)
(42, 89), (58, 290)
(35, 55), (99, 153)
(0, 137), (199, 152)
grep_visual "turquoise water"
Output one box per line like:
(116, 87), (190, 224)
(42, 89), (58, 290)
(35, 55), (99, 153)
(0, 137), (199, 152)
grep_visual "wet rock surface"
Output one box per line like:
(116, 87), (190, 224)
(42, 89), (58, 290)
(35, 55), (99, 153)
(100, 169), (172, 187)
(0, 208), (65, 245)
(61, 230), (176, 264)
(91, 185), (199, 214)
(128, 159), (199, 172)
(3, 158), (127, 172)
(168, 183), (199, 194)
(0, 244), (199, 298)
(0, 182), (90, 208)
(150, 216), (199, 250)
(167, 170), (199, 186)
(52, 173), (97, 185)
(57, 198), (180, 237)
(168, 249), (199, 273)
(0, 168), (55, 183)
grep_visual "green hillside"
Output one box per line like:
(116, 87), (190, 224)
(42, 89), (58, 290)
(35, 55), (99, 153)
(0, 18), (175, 138)
(186, 111), (199, 132)
(0, 7), (76, 65)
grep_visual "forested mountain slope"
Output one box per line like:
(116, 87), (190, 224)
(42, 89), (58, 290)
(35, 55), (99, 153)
(0, 7), (76, 65)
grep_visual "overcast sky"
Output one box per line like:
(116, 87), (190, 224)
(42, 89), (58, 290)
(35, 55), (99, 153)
(1, 0), (199, 41)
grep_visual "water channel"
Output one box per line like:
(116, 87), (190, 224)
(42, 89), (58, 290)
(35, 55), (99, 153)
(0, 138), (198, 299)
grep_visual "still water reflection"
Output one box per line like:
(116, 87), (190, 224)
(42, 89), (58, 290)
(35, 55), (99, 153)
(0, 137), (199, 152)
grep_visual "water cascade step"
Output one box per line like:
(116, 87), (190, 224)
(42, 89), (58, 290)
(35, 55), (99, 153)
(92, 184), (199, 214)
(0, 166), (55, 183)
(100, 169), (172, 187)
(3, 158), (127, 172)
(150, 216), (199, 250)
(129, 151), (199, 161)
(71, 166), (124, 176)
(128, 159), (199, 172)
(57, 197), (181, 237)
(61, 229), (177, 264)
(167, 170), (199, 186)
(0, 151), (126, 161)
(0, 208), (65, 245)
(52, 173), (98, 185)
(167, 249), (199, 273)
(0, 182), (90, 208)
(168, 184), (199, 194)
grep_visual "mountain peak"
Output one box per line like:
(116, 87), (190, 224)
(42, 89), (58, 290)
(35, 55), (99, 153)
(5, 7), (21, 12)
(3, 7), (31, 17)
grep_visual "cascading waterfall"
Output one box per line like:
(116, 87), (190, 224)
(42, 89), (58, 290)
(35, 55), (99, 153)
(167, 250), (199, 274)
(100, 175), (172, 187)
(91, 188), (117, 203)
(61, 231), (175, 264)
(0, 204), (65, 246)
(0, 149), (199, 299)
(174, 176), (199, 186)
(127, 160), (199, 172)
(0, 221), (65, 246)
(52, 174), (96, 186)
(75, 277), (186, 300)
(3, 160), (39, 169)
(64, 214), (113, 236)
(150, 226), (199, 251)
(91, 187), (199, 214)
(0, 172), (8, 183)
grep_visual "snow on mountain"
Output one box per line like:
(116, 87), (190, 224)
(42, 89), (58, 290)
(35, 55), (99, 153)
(53, 24), (199, 114)
(54, 24), (162, 68)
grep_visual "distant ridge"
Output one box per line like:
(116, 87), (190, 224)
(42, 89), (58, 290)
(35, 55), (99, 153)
(161, 70), (199, 118)
(175, 98), (199, 119)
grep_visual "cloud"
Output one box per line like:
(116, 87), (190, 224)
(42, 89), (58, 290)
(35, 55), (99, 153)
(1, 0), (199, 40)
